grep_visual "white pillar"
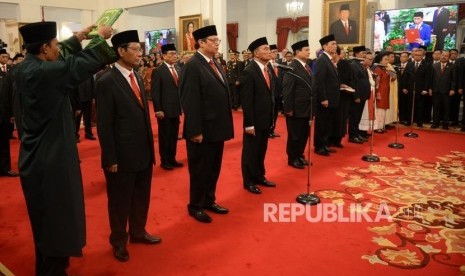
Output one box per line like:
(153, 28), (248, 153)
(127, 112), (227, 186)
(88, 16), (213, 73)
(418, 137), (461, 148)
(211, 0), (227, 54)
(246, 0), (267, 47)
(308, 0), (323, 58)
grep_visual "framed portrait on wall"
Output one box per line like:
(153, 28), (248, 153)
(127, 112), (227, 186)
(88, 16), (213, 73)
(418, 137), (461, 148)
(323, 0), (366, 46)
(179, 14), (202, 53)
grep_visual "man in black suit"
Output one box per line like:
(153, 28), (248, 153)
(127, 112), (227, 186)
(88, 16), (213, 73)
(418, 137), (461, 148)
(313, 34), (340, 156)
(0, 54), (18, 177)
(282, 40), (312, 169)
(151, 43), (183, 170)
(402, 49), (431, 128)
(430, 50), (455, 129)
(95, 30), (161, 262)
(348, 46), (370, 144)
(268, 44), (282, 139)
(226, 50), (243, 110)
(379, 10), (391, 33)
(432, 6), (450, 51)
(179, 25), (234, 223)
(240, 37), (276, 194)
(0, 49), (15, 140)
(329, 4), (358, 44)
(397, 51), (411, 125)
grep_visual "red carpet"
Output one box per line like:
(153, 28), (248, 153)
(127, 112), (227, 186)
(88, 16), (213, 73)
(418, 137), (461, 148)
(1, 107), (465, 276)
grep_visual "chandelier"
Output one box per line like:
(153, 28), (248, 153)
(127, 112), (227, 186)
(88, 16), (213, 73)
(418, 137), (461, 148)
(286, 0), (304, 20)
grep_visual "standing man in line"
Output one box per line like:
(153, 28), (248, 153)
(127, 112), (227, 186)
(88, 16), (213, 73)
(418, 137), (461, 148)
(151, 43), (183, 170)
(268, 44), (282, 139)
(282, 40), (312, 169)
(179, 25), (234, 223)
(15, 22), (115, 275)
(96, 30), (161, 263)
(226, 50), (243, 110)
(241, 37), (276, 194)
(313, 34), (340, 156)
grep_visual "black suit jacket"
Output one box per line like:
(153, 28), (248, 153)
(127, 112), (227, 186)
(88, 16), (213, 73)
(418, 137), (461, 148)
(151, 63), (182, 118)
(433, 7), (450, 35)
(282, 59), (312, 118)
(95, 67), (155, 172)
(313, 53), (340, 108)
(329, 19), (358, 44)
(179, 52), (234, 142)
(350, 61), (371, 101)
(0, 71), (12, 123)
(240, 61), (274, 130)
(431, 62), (455, 94)
(402, 60), (431, 93)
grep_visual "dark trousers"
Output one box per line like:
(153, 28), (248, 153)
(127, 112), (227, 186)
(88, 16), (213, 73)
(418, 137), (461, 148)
(399, 90), (412, 123)
(348, 99), (366, 138)
(314, 105), (334, 149)
(242, 128), (269, 187)
(286, 116), (309, 161)
(186, 141), (224, 210)
(228, 83), (240, 108)
(104, 166), (152, 248)
(270, 96), (281, 133)
(35, 250), (69, 276)
(157, 117), (180, 165)
(0, 122), (12, 173)
(449, 92), (461, 123)
(462, 94), (465, 125)
(75, 100), (93, 137)
(432, 92), (451, 125)
(414, 93), (427, 124)
(423, 94), (433, 123)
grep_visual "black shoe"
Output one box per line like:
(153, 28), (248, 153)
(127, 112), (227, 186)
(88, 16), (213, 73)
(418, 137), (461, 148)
(113, 246), (129, 262)
(329, 143), (344, 148)
(1, 170), (19, 177)
(442, 124), (449, 130)
(244, 185), (262, 194)
(416, 123), (423, 128)
(188, 209), (212, 223)
(298, 156), (309, 165)
(323, 146), (336, 153)
(85, 134), (97, 140)
(461, 127), (465, 132)
(161, 163), (174, 170)
(9, 136), (16, 140)
(129, 233), (162, 244)
(450, 121), (459, 127)
(357, 135), (368, 142)
(171, 161), (184, 167)
(431, 124), (439, 129)
(288, 160), (305, 169)
(348, 137), (363, 144)
(257, 179), (276, 187)
(314, 148), (330, 156)
(205, 203), (229, 214)
(269, 132), (280, 138)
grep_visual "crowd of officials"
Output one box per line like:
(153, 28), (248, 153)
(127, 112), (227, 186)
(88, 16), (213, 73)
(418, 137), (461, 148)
(0, 20), (464, 275)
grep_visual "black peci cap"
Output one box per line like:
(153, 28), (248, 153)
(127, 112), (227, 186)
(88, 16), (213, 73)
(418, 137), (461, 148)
(19, 22), (57, 44)
(111, 30), (139, 48)
(193, 25), (217, 41)
(319, 34), (336, 46)
(248, 37), (268, 52)
(291, 40), (309, 52)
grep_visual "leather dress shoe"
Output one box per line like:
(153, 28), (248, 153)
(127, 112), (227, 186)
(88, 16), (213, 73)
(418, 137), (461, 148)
(323, 146), (336, 153)
(431, 124), (439, 129)
(171, 161), (184, 167)
(348, 137), (363, 144)
(113, 246), (129, 262)
(1, 170), (19, 177)
(188, 209), (212, 223)
(205, 203), (229, 214)
(289, 160), (305, 169)
(244, 185), (262, 194)
(269, 132), (280, 138)
(299, 157), (309, 165)
(161, 163), (174, 170)
(85, 134), (97, 140)
(416, 123), (423, 128)
(374, 129), (385, 134)
(357, 135), (368, 142)
(257, 179), (276, 187)
(314, 148), (330, 156)
(329, 143), (344, 148)
(130, 233), (162, 244)
(461, 127), (465, 132)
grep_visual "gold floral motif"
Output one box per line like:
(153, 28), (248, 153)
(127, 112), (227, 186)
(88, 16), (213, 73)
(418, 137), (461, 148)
(381, 249), (421, 266)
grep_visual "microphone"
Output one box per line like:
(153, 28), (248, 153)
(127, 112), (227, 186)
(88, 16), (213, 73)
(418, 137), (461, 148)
(273, 63), (294, 71)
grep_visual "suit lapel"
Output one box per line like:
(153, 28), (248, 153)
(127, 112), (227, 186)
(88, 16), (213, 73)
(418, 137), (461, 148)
(195, 52), (227, 87)
(251, 61), (270, 92)
(112, 67), (144, 110)
(292, 60), (312, 84)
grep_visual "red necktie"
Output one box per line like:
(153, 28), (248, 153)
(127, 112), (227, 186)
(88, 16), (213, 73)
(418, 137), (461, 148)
(305, 64), (311, 75)
(263, 67), (271, 90)
(209, 60), (223, 81)
(170, 66), (178, 86)
(1, 65), (6, 72)
(273, 65), (278, 76)
(441, 64), (445, 74)
(344, 22), (349, 35)
(129, 72), (143, 107)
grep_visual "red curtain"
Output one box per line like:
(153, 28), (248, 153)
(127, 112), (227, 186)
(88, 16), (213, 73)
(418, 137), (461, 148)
(276, 16), (309, 51)
(227, 23), (239, 51)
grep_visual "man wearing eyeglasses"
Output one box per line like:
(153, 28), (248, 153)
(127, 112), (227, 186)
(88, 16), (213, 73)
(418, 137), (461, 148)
(179, 25), (234, 223)
(96, 30), (161, 262)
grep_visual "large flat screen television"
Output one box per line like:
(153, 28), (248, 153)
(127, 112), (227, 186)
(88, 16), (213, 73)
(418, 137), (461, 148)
(373, 5), (458, 52)
(144, 28), (176, 55)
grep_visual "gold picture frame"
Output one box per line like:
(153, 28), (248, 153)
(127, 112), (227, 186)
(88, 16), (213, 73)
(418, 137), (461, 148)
(179, 14), (202, 53)
(323, 0), (366, 47)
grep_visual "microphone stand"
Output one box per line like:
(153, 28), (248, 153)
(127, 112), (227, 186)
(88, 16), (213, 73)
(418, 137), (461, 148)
(388, 107), (405, 149)
(362, 70), (380, 162)
(286, 71), (320, 205)
(404, 80), (418, 138)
